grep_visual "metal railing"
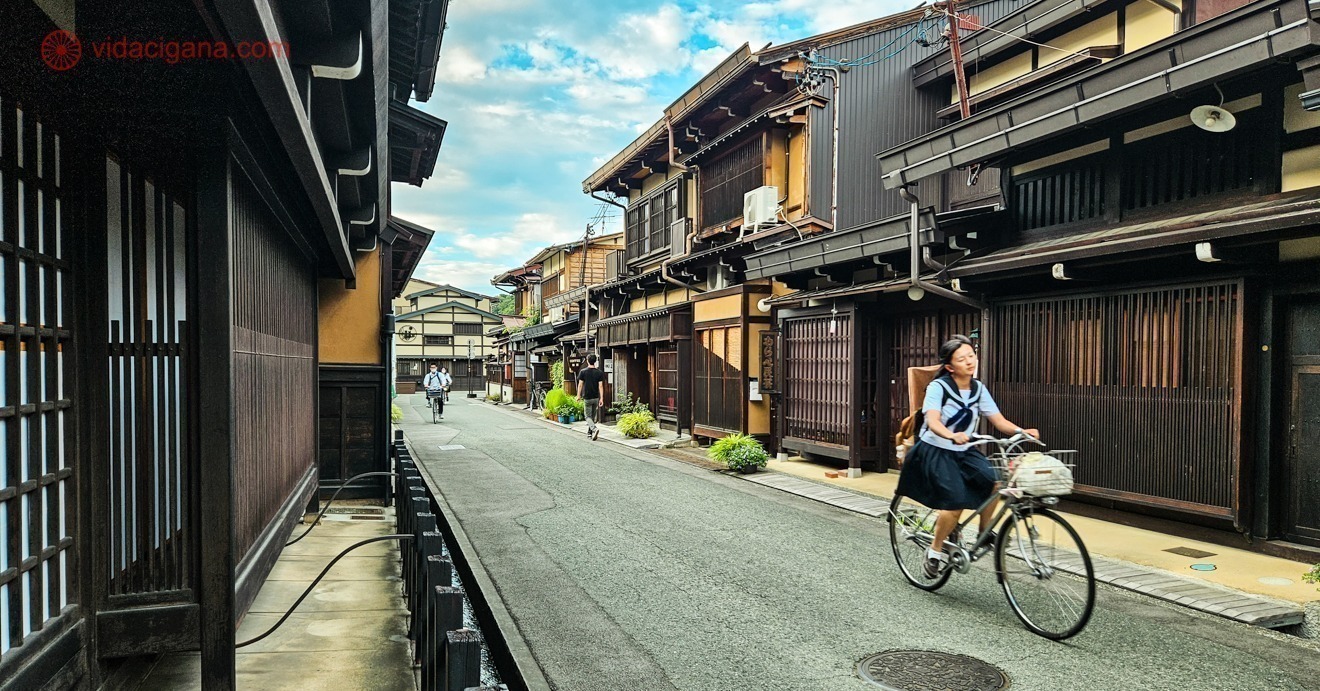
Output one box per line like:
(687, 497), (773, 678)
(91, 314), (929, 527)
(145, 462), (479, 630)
(392, 436), (490, 690)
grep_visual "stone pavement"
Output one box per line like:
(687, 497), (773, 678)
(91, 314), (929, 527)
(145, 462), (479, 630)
(140, 505), (412, 690)
(398, 393), (1320, 691)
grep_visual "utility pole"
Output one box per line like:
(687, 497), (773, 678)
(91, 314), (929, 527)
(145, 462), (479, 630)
(943, 0), (973, 120)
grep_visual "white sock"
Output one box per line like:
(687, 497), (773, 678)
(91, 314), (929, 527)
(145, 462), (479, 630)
(926, 548), (947, 561)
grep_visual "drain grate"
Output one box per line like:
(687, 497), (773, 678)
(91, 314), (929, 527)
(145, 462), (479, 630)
(858, 650), (1009, 690)
(1165, 546), (1217, 559)
(324, 507), (383, 515)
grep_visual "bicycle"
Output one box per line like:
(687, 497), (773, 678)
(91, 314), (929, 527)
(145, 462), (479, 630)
(426, 388), (443, 423)
(888, 432), (1095, 640)
(528, 382), (546, 412)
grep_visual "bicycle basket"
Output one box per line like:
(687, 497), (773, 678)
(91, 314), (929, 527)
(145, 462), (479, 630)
(1008, 452), (1074, 496)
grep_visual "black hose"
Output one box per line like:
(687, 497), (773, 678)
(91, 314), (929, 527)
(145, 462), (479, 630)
(286, 471), (398, 546)
(236, 534), (413, 649)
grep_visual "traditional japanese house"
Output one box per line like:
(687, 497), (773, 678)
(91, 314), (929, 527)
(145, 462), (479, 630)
(870, 0), (1320, 545)
(392, 282), (501, 392)
(0, 0), (447, 686)
(645, 6), (1024, 447)
(583, 121), (696, 430)
(492, 233), (622, 402)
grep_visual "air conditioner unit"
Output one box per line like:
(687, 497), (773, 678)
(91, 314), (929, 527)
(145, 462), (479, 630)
(742, 186), (780, 231)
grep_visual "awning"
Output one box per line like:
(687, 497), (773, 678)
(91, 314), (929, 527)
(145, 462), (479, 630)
(383, 216), (435, 298)
(877, 0), (1318, 189)
(543, 285), (587, 310)
(508, 320), (574, 345)
(593, 304), (692, 347)
(950, 194), (1320, 277)
(743, 209), (941, 281)
(766, 275), (940, 306)
(390, 101), (447, 187)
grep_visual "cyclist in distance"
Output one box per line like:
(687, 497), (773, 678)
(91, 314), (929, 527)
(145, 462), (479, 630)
(423, 363), (451, 419)
(895, 335), (1038, 579)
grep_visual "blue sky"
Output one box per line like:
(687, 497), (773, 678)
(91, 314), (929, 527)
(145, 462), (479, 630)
(392, 0), (918, 295)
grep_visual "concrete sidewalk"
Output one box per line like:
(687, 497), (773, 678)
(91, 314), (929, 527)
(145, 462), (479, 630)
(141, 506), (413, 690)
(491, 400), (693, 450)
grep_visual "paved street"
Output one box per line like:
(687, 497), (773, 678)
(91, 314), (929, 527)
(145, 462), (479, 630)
(400, 394), (1320, 691)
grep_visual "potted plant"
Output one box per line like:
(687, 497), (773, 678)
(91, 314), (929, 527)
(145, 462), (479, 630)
(555, 403), (575, 424)
(544, 387), (569, 420)
(708, 434), (769, 474)
(570, 397), (586, 422)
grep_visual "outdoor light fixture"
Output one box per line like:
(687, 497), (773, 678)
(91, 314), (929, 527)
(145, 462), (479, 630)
(1051, 263), (1072, 280)
(1190, 84), (1236, 133)
(906, 285), (925, 301)
(1195, 242), (1221, 263)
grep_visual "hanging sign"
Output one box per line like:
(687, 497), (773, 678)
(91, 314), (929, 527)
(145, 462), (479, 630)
(760, 330), (779, 394)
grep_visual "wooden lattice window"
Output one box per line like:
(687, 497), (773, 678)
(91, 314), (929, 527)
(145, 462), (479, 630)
(1011, 154), (1106, 232)
(2, 100), (76, 655)
(694, 326), (742, 432)
(655, 349), (678, 419)
(990, 282), (1241, 512)
(453, 323), (484, 336)
(1121, 122), (1256, 213)
(626, 182), (680, 261)
(424, 335), (452, 346)
(700, 137), (764, 230)
(782, 314), (851, 446)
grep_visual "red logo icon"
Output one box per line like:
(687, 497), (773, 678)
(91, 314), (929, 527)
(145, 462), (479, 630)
(42, 30), (82, 71)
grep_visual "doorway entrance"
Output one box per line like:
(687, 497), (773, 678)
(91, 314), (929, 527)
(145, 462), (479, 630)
(1284, 299), (1320, 544)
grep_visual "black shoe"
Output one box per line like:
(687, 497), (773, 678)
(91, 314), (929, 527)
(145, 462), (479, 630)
(923, 555), (947, 579)
(590, 428), (599, 441)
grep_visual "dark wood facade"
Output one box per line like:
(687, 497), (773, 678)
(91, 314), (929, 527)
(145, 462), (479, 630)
(1, 0), (445, 686)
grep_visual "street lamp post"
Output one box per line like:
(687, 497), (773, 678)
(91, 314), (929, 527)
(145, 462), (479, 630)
(467, 340), (476, 398)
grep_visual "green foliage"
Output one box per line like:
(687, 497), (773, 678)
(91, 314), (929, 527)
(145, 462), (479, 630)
(568, 397), (585, 418)
(708, 434), (768, 472)
(544, 387), (570, 419)
(390, 403), (403, 423)
(555, 403), (576, 418)
(617, 410), (656, 439)
(1305, 563), (1320, 591)
(486, 393), (501, 402)
(550, 360), (565, 390)
(608, 392), (650, 417)
(494, 293), (516, 315)
(523, 305), (541, 326)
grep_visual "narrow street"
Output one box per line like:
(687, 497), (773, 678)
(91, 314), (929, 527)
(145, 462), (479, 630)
(399, 394), (1320, 691)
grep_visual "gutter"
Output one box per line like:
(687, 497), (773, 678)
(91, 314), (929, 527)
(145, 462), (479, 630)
(899, 186), (984, 311)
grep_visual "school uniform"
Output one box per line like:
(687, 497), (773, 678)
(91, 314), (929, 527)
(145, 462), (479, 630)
(895, 375), (1001, 510)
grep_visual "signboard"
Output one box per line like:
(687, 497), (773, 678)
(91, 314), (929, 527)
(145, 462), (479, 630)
(759, 330), (779, 394)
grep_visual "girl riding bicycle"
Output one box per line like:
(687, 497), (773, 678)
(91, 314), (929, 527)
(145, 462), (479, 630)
(895, 335), (1037, 579)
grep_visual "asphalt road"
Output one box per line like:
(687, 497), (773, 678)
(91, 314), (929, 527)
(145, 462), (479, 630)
(400, 394), (1320, 691)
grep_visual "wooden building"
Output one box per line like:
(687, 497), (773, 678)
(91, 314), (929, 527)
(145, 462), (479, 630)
(874, 0), (1320, 543)
(0, 0), (448, 687)
(392, 281), (501, 392)
(491, 234), (623, 403)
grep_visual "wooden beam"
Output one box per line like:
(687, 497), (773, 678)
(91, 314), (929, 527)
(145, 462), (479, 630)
(197, 149), (237, 690)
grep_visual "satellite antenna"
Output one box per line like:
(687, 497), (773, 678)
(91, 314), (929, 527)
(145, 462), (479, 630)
(1190, 84), (1236, 133)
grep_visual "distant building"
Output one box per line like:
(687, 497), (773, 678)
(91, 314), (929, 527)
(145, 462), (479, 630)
(393, 282), (502, 392)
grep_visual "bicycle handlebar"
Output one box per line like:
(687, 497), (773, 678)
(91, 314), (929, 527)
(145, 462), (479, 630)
(966, 432), (1045, 448)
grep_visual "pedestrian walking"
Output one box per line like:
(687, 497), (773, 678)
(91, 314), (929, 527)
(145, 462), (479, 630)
(575, 354), (606, 441)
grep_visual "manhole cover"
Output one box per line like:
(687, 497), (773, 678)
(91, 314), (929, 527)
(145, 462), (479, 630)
(1165, 546), (1217, 559)
(858, 650), (1009, 690)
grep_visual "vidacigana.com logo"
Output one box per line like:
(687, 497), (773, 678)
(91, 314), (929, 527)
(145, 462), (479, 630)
(42, 30), (82, 71)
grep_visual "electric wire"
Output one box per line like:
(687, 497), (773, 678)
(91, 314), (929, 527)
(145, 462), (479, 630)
(935, 7), (1098, 62)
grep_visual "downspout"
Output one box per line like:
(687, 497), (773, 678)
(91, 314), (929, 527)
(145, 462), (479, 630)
(662, 114), (705, 293)
(898, 185), (984, 311)
(812, 62), (844, 229)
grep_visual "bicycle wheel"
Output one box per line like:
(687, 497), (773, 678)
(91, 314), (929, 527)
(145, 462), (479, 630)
(431, 398), (439, 424)
(888, 495), (952, 591)
(994, 508), (1095, 639)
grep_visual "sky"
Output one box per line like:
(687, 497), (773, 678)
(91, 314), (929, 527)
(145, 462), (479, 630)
(392, 0), (919, 295)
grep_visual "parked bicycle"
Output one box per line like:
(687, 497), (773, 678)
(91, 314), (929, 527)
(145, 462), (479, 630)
(888, 432), (1095, 640)
(528, 382), (546, 412)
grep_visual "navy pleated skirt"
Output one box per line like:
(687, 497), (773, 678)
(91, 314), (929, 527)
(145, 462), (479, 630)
(896, 441), (998, 510)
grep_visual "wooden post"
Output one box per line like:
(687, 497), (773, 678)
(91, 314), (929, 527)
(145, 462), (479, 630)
(430, 587), (466, 690)
(443, 629), (483, 691)
(197, 150), (237, 689)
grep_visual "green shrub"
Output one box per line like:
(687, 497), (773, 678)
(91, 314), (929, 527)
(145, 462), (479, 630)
(486, 393), (501, 402)
(568, 397), (585, 418)
(544, 387), (570, 419)
(617, 410), (656, 439)
(1305, 563), (1320, 591)
(390, 403), (403, 423)
(550, 360), (565, 390)
(708, 434), (768, 472)
(554, 403), (576, 419)
(609, 392), (650, 417)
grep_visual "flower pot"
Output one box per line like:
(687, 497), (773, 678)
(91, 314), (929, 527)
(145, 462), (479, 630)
(735, 465), (760, 474)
